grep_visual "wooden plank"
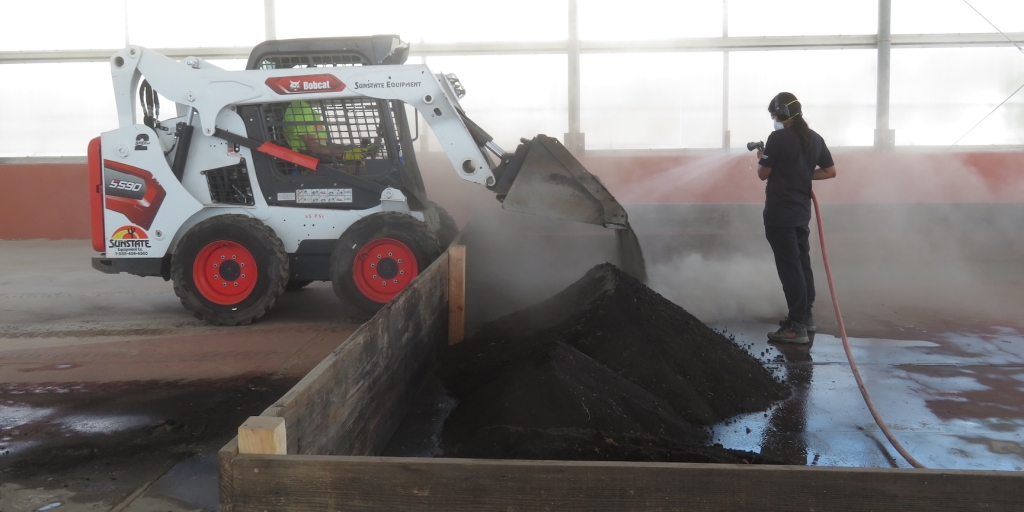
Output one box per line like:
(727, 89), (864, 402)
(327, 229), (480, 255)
(261, 251), (450, 457)
(217, 437), (239, 512)
(447, 245), (466, 345)
(238, 416), (287, 455)
(227, 454), (1024, 512)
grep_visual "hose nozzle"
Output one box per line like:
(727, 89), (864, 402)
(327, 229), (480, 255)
(746, 141), (764, 152)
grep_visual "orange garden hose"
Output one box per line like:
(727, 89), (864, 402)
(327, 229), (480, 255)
(811, 191), (926, 469)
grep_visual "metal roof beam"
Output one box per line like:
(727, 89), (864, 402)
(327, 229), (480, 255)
(412, 33), (1024, 54)
(3, 33), (1024, 64)
(0, 47), (252, 64)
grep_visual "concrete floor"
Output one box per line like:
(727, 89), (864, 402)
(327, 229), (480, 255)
(1, 240), (361, 512)
(3, 212), (1024, 510)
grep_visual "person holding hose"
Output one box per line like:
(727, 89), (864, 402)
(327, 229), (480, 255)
(756, 92), (837, 344)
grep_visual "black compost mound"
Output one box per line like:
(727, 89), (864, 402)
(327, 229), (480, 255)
(447, 427), (777, 464)
(438, 263), (789, 462)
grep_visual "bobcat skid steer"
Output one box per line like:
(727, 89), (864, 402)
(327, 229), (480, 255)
(90, 36), (639, 325)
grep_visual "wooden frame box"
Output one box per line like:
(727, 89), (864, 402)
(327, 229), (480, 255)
(220, 245), (1024, 511)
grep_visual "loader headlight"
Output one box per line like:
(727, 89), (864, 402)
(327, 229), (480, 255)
(445, 73), (466, 99)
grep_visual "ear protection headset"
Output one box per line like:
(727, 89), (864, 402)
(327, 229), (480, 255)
(772, 94), (800, 121)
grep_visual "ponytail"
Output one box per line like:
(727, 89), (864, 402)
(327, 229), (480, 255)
(791, 115), (812, 154)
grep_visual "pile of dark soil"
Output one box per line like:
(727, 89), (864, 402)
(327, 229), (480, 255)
(438, 263), (789, 462)
(448, 427), (775, 464)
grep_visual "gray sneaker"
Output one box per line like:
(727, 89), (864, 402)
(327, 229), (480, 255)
(786, 313), (819, 333)
(768, 320), (810, 344)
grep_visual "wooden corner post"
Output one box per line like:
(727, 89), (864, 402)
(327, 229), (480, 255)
(238, 416), (287, 455)
(448, 245), (466, 346)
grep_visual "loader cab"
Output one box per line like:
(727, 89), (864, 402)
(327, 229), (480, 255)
(239, 36), (428, 211)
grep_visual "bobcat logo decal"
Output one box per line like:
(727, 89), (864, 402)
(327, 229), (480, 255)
(265, 75), (347, 95)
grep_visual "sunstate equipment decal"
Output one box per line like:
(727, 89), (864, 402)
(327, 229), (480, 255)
(353, 80), (422, 90)
(265, 74), (347, 95)
(109, 225), (152, 256)
(134, 134), (150, 150)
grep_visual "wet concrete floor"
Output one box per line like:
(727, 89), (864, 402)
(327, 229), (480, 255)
(1, 240), (361, 511)
(714, 324), (1024, 470)
(3, 213), (1024, 509)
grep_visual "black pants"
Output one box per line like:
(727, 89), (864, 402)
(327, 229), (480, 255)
(765, 225), (815, 325)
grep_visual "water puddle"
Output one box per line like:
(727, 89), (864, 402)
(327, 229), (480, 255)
(56, 414), (156, 435)
(1, 439), (39, 456)
(0, 404), (54, 430)
(0, 384), (86, 395)
(17, 363), (82, 373)
(708, 323), (1024, 469)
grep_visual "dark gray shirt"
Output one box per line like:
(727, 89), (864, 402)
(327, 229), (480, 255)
(759, 127), (834, 227)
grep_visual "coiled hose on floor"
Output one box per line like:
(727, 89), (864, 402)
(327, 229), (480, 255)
(811, 191), (926, 469)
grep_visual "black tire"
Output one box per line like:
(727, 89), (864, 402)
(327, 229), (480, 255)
(429, 201), (459, 250)
(330, 212), (441, 320)
(285, 279), (313, 292)
(171, 215), (288, 326)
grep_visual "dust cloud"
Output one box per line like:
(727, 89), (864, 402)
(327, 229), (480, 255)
(458, 205), (620, 333)
(648, 252), (786, 323)
(612, 149), (1024, 327)
(426, 143), (1024, 331)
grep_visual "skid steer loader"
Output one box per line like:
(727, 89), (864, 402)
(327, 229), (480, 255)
(90, 36), (644, 325)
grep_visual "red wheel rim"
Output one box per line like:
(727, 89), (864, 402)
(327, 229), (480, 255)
(192, 241), (259, 305)
(351, 238), (419, 303)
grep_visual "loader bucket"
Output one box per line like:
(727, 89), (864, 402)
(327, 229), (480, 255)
(496, 135), (647, 282)
(499, 135), (629, 229)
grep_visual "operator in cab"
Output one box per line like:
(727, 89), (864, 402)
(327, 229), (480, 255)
(755, 92), (837, 344)
(281, 100), (380, 174)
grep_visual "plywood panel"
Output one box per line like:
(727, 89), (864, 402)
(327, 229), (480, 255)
(260, 250), (450, 457)
(226, 454), (1024, 512)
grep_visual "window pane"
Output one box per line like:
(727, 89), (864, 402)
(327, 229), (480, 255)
(579, 1), (723, 40)
(581, 52), (724, 150)
(276, 0), (567, 43)
(127, 0), (265, 48)
(0, 1), (125, 51)
(891, 47), (1024, 146)
(893, 0), (1024, 34)
(728, 0), (876, 37)
(0, 63), (117, 157)
(728, 50), (876, 147)
(420, 55), (567, 151)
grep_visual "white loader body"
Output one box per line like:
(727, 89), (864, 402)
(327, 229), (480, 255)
(99, 45), (487, 260)
(90, 38), (635, 325)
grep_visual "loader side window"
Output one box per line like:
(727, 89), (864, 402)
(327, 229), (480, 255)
(262, 98), (396, 177)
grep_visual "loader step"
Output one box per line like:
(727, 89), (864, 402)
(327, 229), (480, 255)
(91, 256), (164, 277)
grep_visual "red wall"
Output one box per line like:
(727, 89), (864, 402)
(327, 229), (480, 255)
(582, 151), (1024, 205)
(4, 150), (1023, 239)
(0, 163), (91, 239)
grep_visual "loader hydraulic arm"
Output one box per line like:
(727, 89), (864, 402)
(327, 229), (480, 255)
(108, 45), (497, 187)
(107, 45), (628, 230)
